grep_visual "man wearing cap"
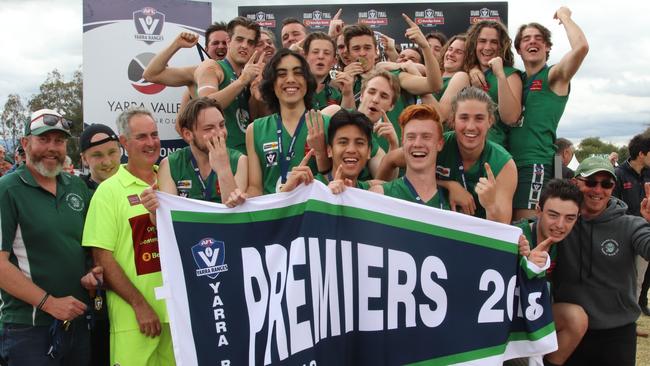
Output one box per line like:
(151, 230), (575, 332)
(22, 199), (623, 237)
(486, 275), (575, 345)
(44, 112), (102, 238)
(82, 107), (174, 365)
(79, 124), (121, 192)
(4, 146), (25, 175)
(0, 109), (92, 365)
(552, 156), (650, 365)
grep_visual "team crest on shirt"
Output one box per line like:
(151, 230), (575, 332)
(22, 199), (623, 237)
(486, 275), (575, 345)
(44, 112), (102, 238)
(530, 79), (543, 91)
(192, 238), (228, 279)
(436, 165), (451, 178)
(65, 193), (84, 212)
(176, 179), (192, 198)
(265, 151), (278, 167)
(263, 142), (279, 152)
(601, 239), (620, 256)
(236, 108), (250, 133)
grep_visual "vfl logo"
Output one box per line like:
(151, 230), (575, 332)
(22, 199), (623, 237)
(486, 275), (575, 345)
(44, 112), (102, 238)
(480, 8), (490, 17)
(192, 238), (228, 279)
(256, 11), (265, 21)
(133, 7), (165, 44)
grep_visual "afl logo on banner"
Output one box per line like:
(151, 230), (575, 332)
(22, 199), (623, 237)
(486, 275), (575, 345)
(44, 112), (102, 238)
(192, 238), (228, 279)
(134, 7), (165, 44)
(128, 53), (166, 95)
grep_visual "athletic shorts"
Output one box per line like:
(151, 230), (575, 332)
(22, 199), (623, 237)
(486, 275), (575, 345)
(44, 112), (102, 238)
(513, 164), (551, 209)
(564, 322), (636, 366)
(110, 323), (175, 366)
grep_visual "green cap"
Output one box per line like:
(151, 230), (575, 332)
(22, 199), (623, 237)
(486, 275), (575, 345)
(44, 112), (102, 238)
(575, 156), (616, 180)
(25, 109), (71, 137)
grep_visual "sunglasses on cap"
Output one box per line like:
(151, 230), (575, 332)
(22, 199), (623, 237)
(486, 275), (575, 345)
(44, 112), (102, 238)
(576, 177), (615, 189)
(30, 114), (72, 131)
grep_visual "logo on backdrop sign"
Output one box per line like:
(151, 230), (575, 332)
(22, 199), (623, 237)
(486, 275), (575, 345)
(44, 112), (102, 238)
(128, 53), (166, 95)
(415, 9), (445, 26)
(469, 8), (501, 23)
(133, 7), (165, 44)
(358, 9), (388, 27)
(303, 10), (332, 29)
(192, 238), (228, 279)
(247, 11), (276, 28)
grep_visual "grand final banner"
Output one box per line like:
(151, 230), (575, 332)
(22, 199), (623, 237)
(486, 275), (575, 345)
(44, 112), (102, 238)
(156, 183), (556, 366)
(83, 0), (211, 158)
(239, 2), (507, 50)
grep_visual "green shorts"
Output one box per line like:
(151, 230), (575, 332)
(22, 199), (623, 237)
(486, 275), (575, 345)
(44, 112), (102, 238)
(513, 163), (551, 209)
(110, 323), (175, 366)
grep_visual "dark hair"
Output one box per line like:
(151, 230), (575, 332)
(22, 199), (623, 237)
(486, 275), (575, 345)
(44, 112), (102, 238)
(227, 16), (261, 43)
(205, 22), (227, 48)
(177, 97), (223, 131)
(539, 179), (582, 210)
(304, 32), (336, 54)
(400, 46), (424, 64)
(327, 109), (373, 148)
(628, 133), (650, 160)
(260, 49), (317, 113)
(514, 23), (553, 61)
(425, 31), (448, 47)
(555, 137), (573, 153)
(282, 17), (306, 29)
(464, 20), (514, 71)
(343, 24), (376, 49)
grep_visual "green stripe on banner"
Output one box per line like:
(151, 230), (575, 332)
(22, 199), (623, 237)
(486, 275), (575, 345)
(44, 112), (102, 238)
(170, 199), (516, 253)
(405, 323), (556, 365)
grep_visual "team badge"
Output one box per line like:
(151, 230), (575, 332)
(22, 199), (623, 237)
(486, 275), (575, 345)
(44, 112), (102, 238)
(65, 193), (84, 212)
(192, 238), (228, 279)
(601, 239), (620, 256)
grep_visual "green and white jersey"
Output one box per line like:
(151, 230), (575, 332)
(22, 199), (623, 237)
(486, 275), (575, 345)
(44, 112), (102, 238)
(312, 84), (342, 110)
(436, 131), (512, 219)
(382, 177), (450, 209)
(253, 113), (331, 194)
(218, 59), (250, 154)
(83, 165), (168, 332)
(483, 66), (522, 148)
(167, 146), (241, 203)
(508, 65), (569, 166)
(433, 76), (451, 101)
(0, 165), (91, 326)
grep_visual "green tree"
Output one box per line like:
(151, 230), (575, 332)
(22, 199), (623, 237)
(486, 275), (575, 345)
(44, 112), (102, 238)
(28, 67), (83, 166)
(575, 136), (627, 164)
(1, 94), (28, 151)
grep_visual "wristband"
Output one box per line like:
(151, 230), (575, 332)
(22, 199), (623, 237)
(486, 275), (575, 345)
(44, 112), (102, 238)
(37, 293), (50, 311)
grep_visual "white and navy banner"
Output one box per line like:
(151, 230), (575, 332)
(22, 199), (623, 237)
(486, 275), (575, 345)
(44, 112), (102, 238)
(156, 182), (556, 366)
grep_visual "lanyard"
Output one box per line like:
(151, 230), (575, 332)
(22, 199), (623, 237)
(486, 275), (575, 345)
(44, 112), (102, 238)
(196, 44), (211, 62)
(402, 176), (445, 209)
(455, 138), (484, 191)
(277, 112), (306, 184)
(189, 153), (215, 200)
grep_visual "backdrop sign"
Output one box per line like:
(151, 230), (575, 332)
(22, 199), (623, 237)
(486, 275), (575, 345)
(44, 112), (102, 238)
(83, 0), (211, 158)
(156, 183), (555, 366)
(239, 2), (508, 50)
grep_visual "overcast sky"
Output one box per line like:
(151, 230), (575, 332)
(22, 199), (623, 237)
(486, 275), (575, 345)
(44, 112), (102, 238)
(1, 0), (648, 146)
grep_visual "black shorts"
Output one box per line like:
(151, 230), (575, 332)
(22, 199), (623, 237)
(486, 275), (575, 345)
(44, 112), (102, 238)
(564, 322), (636, 366)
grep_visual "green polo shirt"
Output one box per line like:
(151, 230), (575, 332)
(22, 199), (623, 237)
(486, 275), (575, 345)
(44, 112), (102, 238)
(82, 165), (168, 332)
(0, 165), (91, 326)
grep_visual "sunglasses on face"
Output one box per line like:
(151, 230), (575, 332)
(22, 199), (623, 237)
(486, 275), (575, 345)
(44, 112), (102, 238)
(577, 177), (615, 189)
(30, 114), (72, 131)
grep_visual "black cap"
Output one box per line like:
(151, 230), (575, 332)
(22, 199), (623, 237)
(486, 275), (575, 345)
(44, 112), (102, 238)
(80, 124), (119, 152)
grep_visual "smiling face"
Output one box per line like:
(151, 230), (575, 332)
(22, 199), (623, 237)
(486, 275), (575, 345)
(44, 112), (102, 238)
(328, 124), (371, 180)
(427, 37), (443, 59)
(228, 25), (257, 66)
(281, 22), (307, 48)
(516, 26), (549, 64)
(402, 118), (443, 173)
(537, 197), (580, 242)
(476, 27), (500, 69)
(453, 99), (493, 153)
(273, 54), (307, 107)
(23, 131), (67, 178)
(120, 114), (160, 169)
(306, 39), (336, 79)
(207, 30), (229, 60)
(575, 172), (615, 218)
(184, 107), (226, 155)
(359, 76), (395, 123)
(256, 32), (276, 64)
(81, 137), (121, 183)
(443, 39), (466, 73)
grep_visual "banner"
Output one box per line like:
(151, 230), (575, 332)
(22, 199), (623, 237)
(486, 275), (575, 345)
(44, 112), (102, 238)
(156, 182), (556, 365)
(83, 0), (212, 159)
(239, 2), (508, 51)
